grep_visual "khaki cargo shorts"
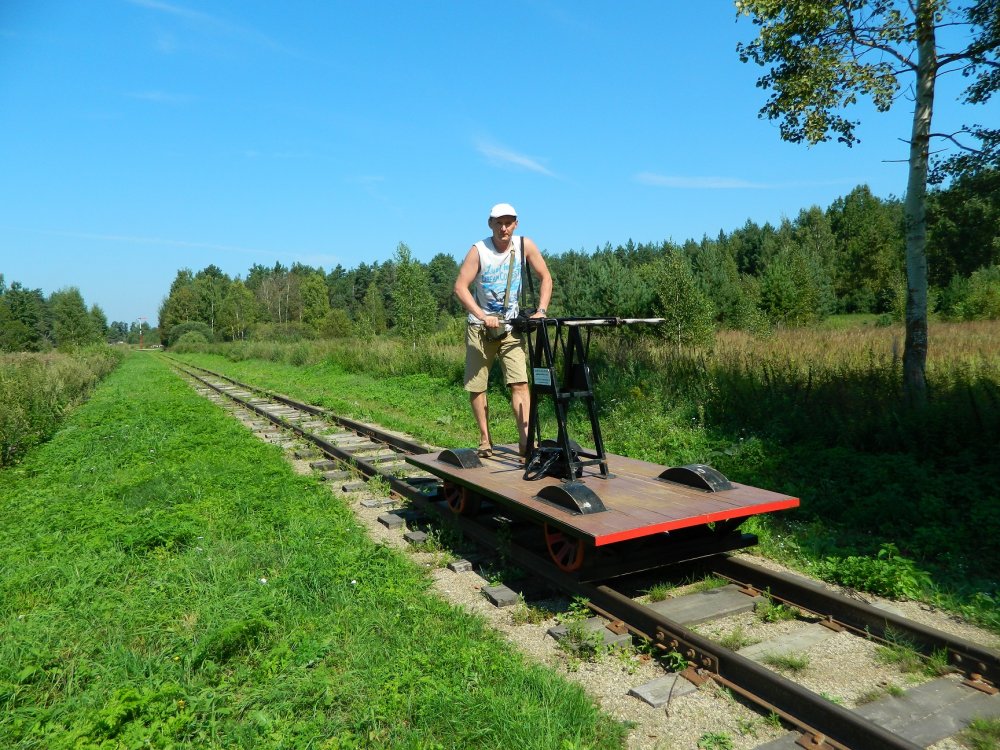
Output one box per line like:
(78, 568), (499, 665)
(464, 324), (528, 392)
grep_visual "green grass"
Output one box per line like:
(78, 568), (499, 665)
(875, 634), (953, 678)
(0, 353), (626, 749)
(761, 653), (810, 672)
(818, 313), (881, 330)
(697, 731), (734, 750)
(690, 575), (729, 593)
(510, 599), (558, 626)
(718, 627), (756, 651)
(857, 683), (905, 704)
(961, 718), (1000, 750)
(641, 582), (672, 602)
(755, 596), (800, 624)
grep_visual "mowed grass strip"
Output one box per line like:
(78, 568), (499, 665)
(0, 353), (625, 749)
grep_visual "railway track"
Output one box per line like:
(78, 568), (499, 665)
(167, 357), (1000, 750)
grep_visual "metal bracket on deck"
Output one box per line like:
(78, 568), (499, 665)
(437, 448), (483, 469)
(658, 463), (734, 492)
(535, 481), (607, 515)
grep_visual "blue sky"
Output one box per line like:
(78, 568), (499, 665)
(0, 1), (992, 326)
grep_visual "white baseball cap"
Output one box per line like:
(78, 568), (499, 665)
(489, 203), (517, 219)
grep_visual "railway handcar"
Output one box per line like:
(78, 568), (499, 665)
(408, 317), (799, 573)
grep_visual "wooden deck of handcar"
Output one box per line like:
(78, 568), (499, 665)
(407, 445), (799, 546)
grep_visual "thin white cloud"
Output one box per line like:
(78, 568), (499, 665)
(634, 172), (853, 189)
(126, 0), (299, 57)
(242, 149), (316, 160)
(476, 140), (555, 177)
(35, 228), (298, 259)
(126, 0), (217, 25)
(634, 173), (772, 189)
(127, 90), (193, 104)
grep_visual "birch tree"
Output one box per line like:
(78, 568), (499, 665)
(390, 243), (436, 344)
(737, 0), (999, 404)
(650, 251), (715, 353)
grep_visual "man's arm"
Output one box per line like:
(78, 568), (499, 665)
(454, 246), (501, 328)
(523, 238), (552, 317)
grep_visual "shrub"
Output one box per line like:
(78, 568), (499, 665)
(167, 321), (214, 347)
(956, 265), (1000, 321)
(174, 330), (209, 346)
(320, 308), (353, 338)
(939, 266), (1000, 321)
(251, 322), (317, 342)
(816, 543), (932, 600)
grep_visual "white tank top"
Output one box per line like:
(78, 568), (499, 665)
(467, 236), (523, 326)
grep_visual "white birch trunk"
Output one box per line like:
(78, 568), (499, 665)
(902, 2), (936, 406)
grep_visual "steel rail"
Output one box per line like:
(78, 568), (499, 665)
(586, 585), (924, 750)
(169, 362), (439, 501)
(166, 357), (433, 455)
(708, 555), (1000, 690)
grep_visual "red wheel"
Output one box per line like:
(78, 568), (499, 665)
(544, 523), (586, 572)
(442, 482), (481, 515)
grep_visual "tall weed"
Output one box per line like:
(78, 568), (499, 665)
(0, 346), (124, 466)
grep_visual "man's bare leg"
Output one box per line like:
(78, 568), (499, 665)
(510, 382), (530, 455)
(470, 391), (491, 450)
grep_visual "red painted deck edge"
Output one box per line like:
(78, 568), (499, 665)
(407, 448), (801, 547)
(591, 497), (800, 546)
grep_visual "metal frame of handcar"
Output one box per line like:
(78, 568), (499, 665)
(513, 315), (664, 483)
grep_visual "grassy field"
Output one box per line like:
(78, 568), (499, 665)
(170, 318), (1000, 633)
(0, 353), (626, 749)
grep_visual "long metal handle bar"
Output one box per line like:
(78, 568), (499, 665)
(561, 316), (665, 326)
(516, 316), (665, 328)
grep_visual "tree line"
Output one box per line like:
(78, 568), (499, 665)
(0, 278), (153, 352)
(156, 176), (1000, 348)
(1, 174), (994, 354)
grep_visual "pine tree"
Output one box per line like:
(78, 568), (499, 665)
(355, 274), (387, 339)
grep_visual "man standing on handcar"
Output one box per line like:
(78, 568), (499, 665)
(454, 203), (552, 459)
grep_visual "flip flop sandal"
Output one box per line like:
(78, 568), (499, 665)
(477, 443), (493, 458)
